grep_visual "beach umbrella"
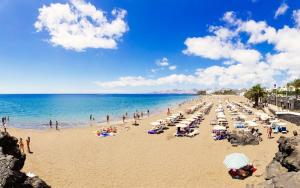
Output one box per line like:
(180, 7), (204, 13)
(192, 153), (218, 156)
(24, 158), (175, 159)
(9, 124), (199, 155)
(176, 123), (188, 128)
(213, 125), (226, 131)
(223, 153), (249, 169)
(150, 122), (160, 126)
(181, 120), (192, 125)
(245, 121), (257, 127)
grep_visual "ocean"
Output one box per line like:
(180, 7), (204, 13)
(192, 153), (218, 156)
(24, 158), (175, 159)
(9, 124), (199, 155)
(0, 94), (196, 129)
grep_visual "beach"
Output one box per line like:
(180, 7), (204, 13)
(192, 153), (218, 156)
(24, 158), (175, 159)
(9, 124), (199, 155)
(6, 95), (300, 188)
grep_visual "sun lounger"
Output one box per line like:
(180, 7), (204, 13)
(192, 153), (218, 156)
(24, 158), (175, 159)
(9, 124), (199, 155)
(273, 127), (279, 133)
(148, 125), (164, 134)
(174, 131), (186, 137)
(187, 129), (199, 137)
(281, 127), (287, 134)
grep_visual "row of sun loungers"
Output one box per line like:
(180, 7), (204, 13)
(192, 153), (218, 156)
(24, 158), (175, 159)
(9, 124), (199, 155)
(185, 102), (206, 114)
(212, 104), (228, 140)
(148, 102), (213, 136)
(174, 102), (213, 137)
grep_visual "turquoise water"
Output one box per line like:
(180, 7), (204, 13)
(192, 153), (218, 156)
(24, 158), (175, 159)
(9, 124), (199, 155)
(0, 94), (196, 129)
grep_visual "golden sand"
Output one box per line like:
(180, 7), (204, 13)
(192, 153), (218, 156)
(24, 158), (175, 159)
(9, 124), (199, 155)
(6, 95), (300, 188)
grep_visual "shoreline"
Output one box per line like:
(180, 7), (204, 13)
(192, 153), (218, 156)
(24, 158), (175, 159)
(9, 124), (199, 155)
(5, 96), (200, 133)
(3, 94), (197, 130)
(6, 95), (299, 188)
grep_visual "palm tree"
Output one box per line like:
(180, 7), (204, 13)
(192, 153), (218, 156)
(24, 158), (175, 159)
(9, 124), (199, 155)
(288, 79), (300, 98)
(244, 84), (266, 107)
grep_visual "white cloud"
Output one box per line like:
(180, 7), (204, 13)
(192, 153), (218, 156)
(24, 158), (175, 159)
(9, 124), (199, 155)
(223, 60), (235, 65)
(293, 10), (300, 28)
(240, 20), (277, 44)
(95, 61), (276, 89)
(156, 57), (169, 66)
(94, 74), (197, 88)
(183, 35), (261, 65)
(169, 65), (177, 70)
(183, 10), (300, 86)
(34, 0), (128, 51)
(96, 10), (300, 90)
(275, 3), (289, 19)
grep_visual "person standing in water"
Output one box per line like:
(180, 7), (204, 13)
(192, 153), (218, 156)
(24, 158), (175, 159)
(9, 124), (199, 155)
(55, 121), (59, 130)
(90, 114), (93, 121)
(122, 115), (125, 123)
(49, 120), (52, 128)
(106, 115), (110, 123)
(147, 109), (150, 117)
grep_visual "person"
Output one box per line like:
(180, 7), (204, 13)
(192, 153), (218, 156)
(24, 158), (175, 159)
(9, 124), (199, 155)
(7, 116), (9, 121)
(167, 108), (170, 116)
(55, 121), (59, 130)
(122, 115), (125, 123)
(19, 138), (25, 153)
(267, 127), (272, 139)
(26, 137), (32, 153)
(147, 109), (150, 117)
(90, 114), (92, 121)
(106, 115), (109, 123)
(49, 120), (52, 128)
(125, 112), (128, 118)
(141, 112), (143, 118)
(2, 123), (7, 133)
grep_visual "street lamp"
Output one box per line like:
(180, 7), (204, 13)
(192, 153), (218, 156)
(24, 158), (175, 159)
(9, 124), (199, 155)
(274, 84), (277, 107)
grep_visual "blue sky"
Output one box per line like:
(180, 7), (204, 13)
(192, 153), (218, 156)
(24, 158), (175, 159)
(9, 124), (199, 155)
(0, 0), (300, 93)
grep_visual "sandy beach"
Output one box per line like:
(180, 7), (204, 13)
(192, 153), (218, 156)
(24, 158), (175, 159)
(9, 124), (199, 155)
(5, 95), (300, 188)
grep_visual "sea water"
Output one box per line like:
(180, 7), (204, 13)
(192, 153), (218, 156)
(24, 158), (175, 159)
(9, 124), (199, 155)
(0, 94), (196, 129)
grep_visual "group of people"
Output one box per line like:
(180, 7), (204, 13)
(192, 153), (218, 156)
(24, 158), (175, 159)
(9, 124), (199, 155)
(105, 110), (150, 125)
(90, 114), (95, 121)
(1, 116), (9, 132)
(49, 120), (59, 130)
(19, 136), (32, 154)
(134, 110), (150, 120)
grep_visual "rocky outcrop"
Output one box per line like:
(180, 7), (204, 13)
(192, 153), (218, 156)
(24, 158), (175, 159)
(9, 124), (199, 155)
(256, 135), (300, 188)
(227, 132), (261, 146)
(0, 131), (50, 188)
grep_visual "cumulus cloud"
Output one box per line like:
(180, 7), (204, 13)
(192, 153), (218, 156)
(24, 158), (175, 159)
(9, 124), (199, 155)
(34, 0), (128, 51)
(156, 57), (169, 66)
(96, 9), (300, 90)
(95, 74), (196, 88)
(293, 10), (300, 28)
(182, 10), (300, 87)
(275, 3), (289, 19)
(95, 61), (275, 88)
(169, 65), (177, 70)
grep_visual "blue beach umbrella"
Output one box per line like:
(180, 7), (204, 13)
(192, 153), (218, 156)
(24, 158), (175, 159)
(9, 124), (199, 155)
(223, 153), (249, 169)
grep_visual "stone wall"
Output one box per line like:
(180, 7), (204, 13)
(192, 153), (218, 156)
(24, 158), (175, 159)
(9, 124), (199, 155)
(277, 113), (300, 126)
